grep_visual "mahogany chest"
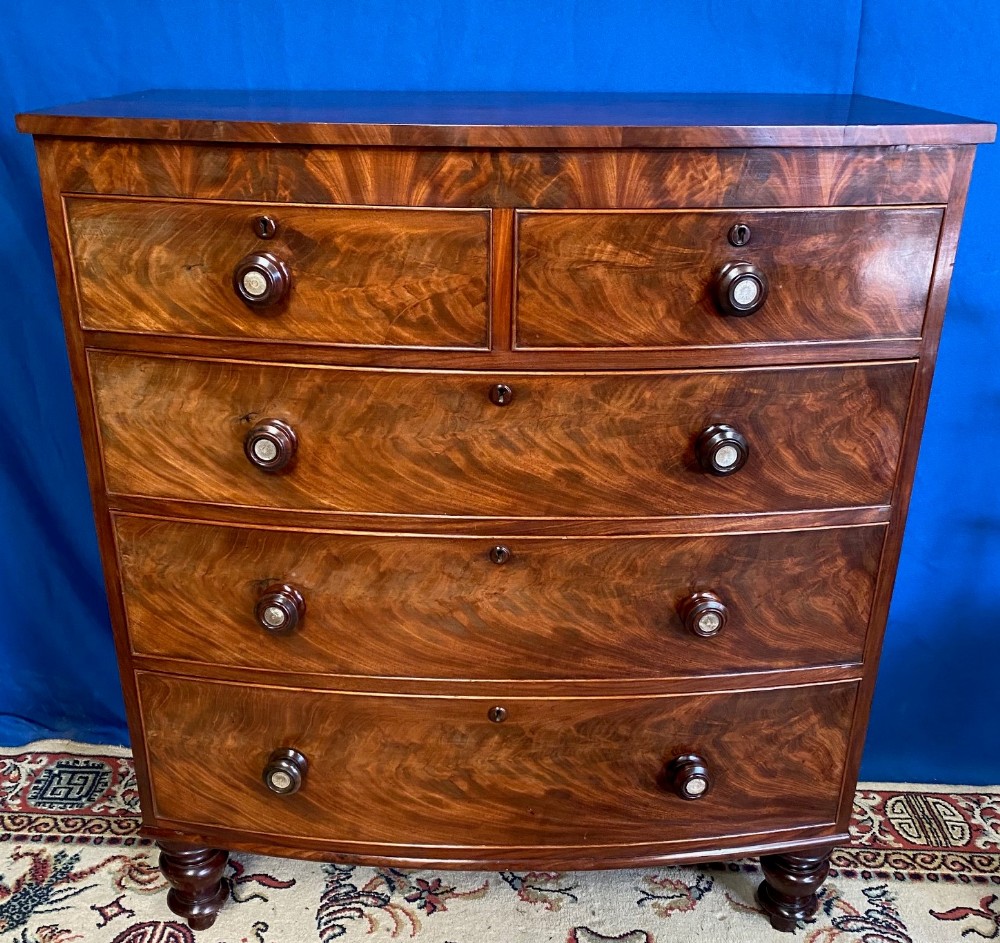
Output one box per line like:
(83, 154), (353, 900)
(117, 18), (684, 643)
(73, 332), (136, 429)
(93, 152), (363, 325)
(17, 90), (994, 932)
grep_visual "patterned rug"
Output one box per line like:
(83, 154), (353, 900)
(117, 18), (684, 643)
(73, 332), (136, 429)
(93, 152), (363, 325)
(0, 742), (997, 942)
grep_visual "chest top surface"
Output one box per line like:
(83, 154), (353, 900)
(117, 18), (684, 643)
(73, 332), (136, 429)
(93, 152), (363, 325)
(16, 89), (996, 147)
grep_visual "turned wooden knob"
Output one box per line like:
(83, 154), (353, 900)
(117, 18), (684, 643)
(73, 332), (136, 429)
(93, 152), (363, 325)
(665, 753), (712, 800)
(255, 583), (305, 635)
(695, 423), (749, 476)
(678, 591), (728, 638)
(244, 418), (297, 473)
(263, 748), (308, 795)
(234, 252), (290, 308)
(714, 260), (768, 316)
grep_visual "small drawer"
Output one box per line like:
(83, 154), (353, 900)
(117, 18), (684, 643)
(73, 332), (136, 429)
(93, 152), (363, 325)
(66, 196), (490, 349)
(139, 672), (855, 853)
(116, 515), (884, 679)
(90, 354), (913, 518)
(515, 207), (942, 349)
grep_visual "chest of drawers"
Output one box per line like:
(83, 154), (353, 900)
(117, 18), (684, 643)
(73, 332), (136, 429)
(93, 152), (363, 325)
(17, 90), (994, 933)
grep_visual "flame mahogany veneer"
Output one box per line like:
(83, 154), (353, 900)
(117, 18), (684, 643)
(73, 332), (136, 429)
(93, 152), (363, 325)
(18, 90), (994, 933)
(66, 196), (492, 348)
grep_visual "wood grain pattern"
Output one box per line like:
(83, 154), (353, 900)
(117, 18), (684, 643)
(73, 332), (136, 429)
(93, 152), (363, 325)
(106, 500), (891, 537)
(496, 147), (961, 209)
(42, 138), (960, 209)
(490, 208), (515, 350)
(142, 821), (848, 872)
(130, 656), (861, 699)
(16, 90), (995, 146)
(114, 515), (885, 680)
(90, 352), (913, 517)
(89, 354), (915, 518)
(66, 196), (490, 348)
(82, 328), (926, 372)
(138, 671), (857, 851)
(516, 208), (942, 348)
(833, 147), (980, 833)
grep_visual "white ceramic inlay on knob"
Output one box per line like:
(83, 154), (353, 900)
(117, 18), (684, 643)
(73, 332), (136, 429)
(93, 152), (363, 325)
(698, 612), (722, 634)
(269, 769), (293, 791)
(714, 444), (739, 468)
(252, 438), (279, 462)
(262, 605), (286, 628)
(242, 270), (269, 297)
(733, 277), (760, 306)
(684, 776), (708, 797)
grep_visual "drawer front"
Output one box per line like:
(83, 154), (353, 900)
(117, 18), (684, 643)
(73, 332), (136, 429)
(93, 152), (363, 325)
(139, 673), (856, 849)
(117, 516), (883, 679)
(49, 139), (959, 209)
(91, 354), (913, 517)
(516, 208), (942, 349)
(66, 196), (490, 349)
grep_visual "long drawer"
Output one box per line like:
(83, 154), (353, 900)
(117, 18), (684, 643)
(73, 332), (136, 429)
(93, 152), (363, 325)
(90, 354), (914, 518)
(66, 196), (491, 349)
(516, 207), (942, 349)
(138, 672), (856, 851)
(116, 515), (884, 679)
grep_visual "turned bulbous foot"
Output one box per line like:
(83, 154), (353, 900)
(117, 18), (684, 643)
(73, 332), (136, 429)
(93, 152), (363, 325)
(157, 841), (229, 930)
(756, 846), (833, 932)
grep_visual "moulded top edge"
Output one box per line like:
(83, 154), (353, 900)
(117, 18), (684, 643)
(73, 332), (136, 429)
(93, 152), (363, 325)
(15, 90), (997, 148)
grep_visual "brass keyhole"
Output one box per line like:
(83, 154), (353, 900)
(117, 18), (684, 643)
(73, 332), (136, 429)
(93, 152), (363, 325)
(489, 545), (511, 565)
(254, 215), (278, 239)
(489, 383), (514, 407)
(728, 222), (751, 247)
(488, 706), (508, 723)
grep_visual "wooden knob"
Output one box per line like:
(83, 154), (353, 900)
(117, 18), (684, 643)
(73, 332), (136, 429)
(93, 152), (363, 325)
(695, 423), (749, 476)
(244, 419), (297, 473)
(715, 260), (768, 316)
(263, 748), (308, 795)
(255, 584), (305, 635)
(234, 252), (290, 308)
(678, 591), (728, 638)
(665, 753), (712, 800)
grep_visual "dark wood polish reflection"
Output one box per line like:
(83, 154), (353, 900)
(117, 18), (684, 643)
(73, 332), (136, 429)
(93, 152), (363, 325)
(115, 515), (883, 679)
(67, 196), (490, 348)
(90, 354), (914, 518)
(139, 671), (856, 850)
(516, 208), (941, 349)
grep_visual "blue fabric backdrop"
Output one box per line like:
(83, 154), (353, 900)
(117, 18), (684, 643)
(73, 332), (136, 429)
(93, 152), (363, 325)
(0, 0), (995, 781)
(853, 3), (1000, 783)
